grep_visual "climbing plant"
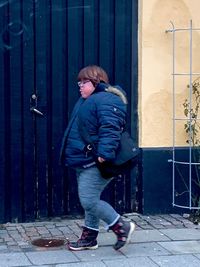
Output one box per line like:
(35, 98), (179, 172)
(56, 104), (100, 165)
(182, 77), (200, 221)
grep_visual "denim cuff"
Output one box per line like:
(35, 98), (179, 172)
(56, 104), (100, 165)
(85, 225), (99, 232)
(106, 214), (120, 230)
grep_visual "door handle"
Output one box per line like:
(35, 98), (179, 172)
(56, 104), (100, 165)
(30, 93), (44, 116)
(30, 107), (44, 116)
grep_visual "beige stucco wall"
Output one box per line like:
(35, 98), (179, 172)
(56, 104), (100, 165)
(139, 0), (200, 147)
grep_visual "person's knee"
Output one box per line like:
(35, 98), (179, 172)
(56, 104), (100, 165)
(80, 197), (97, 211)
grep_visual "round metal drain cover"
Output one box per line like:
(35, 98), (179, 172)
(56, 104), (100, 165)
(31, 238), (65, 247)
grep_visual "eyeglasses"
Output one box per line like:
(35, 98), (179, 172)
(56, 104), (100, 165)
(77, 80), (90, 87)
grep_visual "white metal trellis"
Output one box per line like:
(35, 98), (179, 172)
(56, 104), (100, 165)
(166, 20), (200, 210)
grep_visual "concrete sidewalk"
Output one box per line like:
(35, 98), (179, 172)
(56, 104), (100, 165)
(1, 213), (200, 267)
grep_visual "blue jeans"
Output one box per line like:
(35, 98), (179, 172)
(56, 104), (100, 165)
(76, 166), (120, 231)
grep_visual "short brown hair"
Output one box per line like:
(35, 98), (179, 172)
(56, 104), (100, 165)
(77, 65), (109, 86)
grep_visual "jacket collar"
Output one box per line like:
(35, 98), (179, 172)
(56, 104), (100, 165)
(92, 82), (127, 104)
(93, 82), (109, 94)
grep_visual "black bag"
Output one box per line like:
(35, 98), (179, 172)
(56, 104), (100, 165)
(78, 117), (139, 178)
(112, 131), (139, 165)
(96, 131), (139, 178)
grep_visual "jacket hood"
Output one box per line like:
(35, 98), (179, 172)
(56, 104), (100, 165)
(94, 83), (128, 104)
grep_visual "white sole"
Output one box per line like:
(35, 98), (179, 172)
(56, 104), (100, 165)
(126, 222), (136, 244)
(68, 244), (98, 251)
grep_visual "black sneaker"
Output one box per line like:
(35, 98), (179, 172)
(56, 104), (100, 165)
(110, 217), (135, 250)
(67, 226), (98, 251)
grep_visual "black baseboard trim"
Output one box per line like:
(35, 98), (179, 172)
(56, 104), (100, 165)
(140, 147), (191, 215)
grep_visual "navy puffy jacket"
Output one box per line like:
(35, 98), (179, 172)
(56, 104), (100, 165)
(60, 83), (127, 168)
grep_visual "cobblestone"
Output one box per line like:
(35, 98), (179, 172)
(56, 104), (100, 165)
(0, 213), (199, 253)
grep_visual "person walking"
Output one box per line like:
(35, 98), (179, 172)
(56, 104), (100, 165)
(60, 65), (135, 251)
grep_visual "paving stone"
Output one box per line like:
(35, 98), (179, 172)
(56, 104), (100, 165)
(158, 240), (200, 254)
(25, 228), (38, 233)
(166, 220), (183, 225)
(184, 223), (200, 229)
(0, 225), (6, 230)
(9, 233), (22, 241)
(124, 214), (139, 220)
(20, 223), (35, 227)
(97, 232), (116, 246)
(131, 229), (170, 243)
(138, 224), (154, 230)
(4, 237), (14, 242)
(1, 212), (199, 263)
(26, 250), (79, 265)
(7, 241), (18, 246)
(129, 217), (144, 224)
(99, 227), (107, 233)
(0, 230), (9, 235)
(160, 228), (200, 240)
(21, 246), (43, 253)
(17, 241), (29, 246)
(103, 257), (158, 267)
(7, 246), (22, 252)
(162, 214), (183, 221)
(21, 234), (30, 240)
(120, 242), (170, 257)
(56, 262), (106, 267)
(73, 219), (85, 225)
(124, 212), (139, 216)
(26, 232), (39, 237)
(36, 227), (50, 235)
(45, 224), (56, 229)
(6, 227), (17, 231)
(72, 229), (170, 248)
(151, 254), (200, 267)
(48, 229), (63, 236)
(72, 246), (125, 262)
(160, 222), (173, 226)
(58, 227), (74, 234)
(34, 221), (53, 226)
(150, 224), (166, 229)
(54, 233), (77, 243)
(68, 224), (82, 232)
(0, 245), (7, 250)
(61, 219), (79, 226)
(0, 252), (31, 266)
(159, 224), (178, 229)
(170, 214), (187, 220)
(55, 223), (69, 227)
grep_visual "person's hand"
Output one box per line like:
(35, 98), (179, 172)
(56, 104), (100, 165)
(98, 157), (105, 163)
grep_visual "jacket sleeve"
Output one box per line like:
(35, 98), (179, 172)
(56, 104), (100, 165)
(96, 94), (127, 160)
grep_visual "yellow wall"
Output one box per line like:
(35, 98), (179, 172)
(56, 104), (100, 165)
(139, 0), (200, 147)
